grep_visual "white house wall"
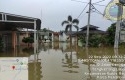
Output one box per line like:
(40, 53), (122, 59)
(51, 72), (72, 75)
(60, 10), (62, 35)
(120, 30), (125, 42)
(59, 32), (68, 42)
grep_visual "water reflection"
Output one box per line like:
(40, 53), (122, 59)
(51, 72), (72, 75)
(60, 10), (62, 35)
(0, 42), (125, 80)
(0, 46), (34, 57)
(77, 47), (125, 80)
(62, 52), (79, 73)
(28, 60), (42, 80)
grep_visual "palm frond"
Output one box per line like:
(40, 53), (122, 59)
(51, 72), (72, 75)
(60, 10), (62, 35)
(73, 25), (79, 31)
(65, 25), (71, 33)
(73, 19), (79, 25)
(68, 15), (72, 22)
(62, 21), (69, 26)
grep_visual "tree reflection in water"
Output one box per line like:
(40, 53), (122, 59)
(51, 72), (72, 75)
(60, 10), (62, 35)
(62, 42), (79, 73)
(86, 48), (95, 80)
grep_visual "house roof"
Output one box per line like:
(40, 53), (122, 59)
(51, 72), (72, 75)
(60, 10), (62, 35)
(72, 24), (106, 35)
(80, 24), (99, 31)
(0, 12), (41, 31)
(40, 28), (54, 33)
(53, 32), (59, 35)
(75, 29), (106, 34)
(59, 31), (77, 35)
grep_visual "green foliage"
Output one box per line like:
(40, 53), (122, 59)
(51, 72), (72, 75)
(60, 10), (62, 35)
(62, 15), (79, 45)
(89, 35), (101, 47)
(43, 28), (47, 32)
(78, 35), (86, 44)
(28, 37), (34, 43)
(106, 23), (116, 45)
(22, 37), (28, 43)
(62, 15), (79, 33)
(78, 34), (106, 47)
(22, 37), (34, 47)
(119, 42), (125, 48)
(78, 23), (117, 47)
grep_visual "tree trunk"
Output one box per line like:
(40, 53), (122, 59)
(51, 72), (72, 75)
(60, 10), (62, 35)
(76, 29), (78, 46)
(70, 26), (72, 49)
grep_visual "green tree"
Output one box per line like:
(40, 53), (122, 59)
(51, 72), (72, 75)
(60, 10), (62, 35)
(89, 34), (101, 47)
(106, 23), (116, 45)
(28, 37), (34, 47)
(22, 37), (29, 46)
(62, 15), (79, 46)
(43, 28), (47, 32)
(22, 37), (34, 47)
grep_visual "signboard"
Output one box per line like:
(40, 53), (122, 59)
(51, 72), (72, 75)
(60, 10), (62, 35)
(104, 0), (125, 21)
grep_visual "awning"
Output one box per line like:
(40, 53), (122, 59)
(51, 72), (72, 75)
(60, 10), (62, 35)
(0, 12), (41, 31)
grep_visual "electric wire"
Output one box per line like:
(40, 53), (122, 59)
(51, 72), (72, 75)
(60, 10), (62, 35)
(72, 0), (113, 22)
(91, 4), (114, 23)
(77, 3), (89, 18)
(93, 0), (105, 4)
(71, 0), (88, 4)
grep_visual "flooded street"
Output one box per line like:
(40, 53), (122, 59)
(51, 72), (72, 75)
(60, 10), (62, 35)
(40, 50), (84, 80)
(1, 0), (125, 80)
(0, 42), (125, 80)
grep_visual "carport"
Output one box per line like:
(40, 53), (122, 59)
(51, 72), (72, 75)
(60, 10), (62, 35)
(0, 12), (41, 54)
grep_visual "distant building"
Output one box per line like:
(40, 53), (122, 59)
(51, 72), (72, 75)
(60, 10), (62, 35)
(53, 32), (59, 42)
(59, 31), (68, 42)
(59, 31), (77, 44)
(39, 28), (53, 42)
(76, 25), (106, 35)
(74, 25), (106, 46)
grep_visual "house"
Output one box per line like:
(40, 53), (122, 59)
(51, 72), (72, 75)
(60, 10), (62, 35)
(59, 31), (77, 43)
(0, 12), (41, 49)
(53, 32), (59, 42)
(76, 25), (106, 35)
(39, 28), (53, 42)
(59, 31), (68, 42)
(74, 25), (106, 46)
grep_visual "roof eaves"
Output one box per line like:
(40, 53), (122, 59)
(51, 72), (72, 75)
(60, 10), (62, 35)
(0, 12), (38, 20)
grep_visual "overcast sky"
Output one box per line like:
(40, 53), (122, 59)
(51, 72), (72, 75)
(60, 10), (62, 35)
(0, 0), (112, 31)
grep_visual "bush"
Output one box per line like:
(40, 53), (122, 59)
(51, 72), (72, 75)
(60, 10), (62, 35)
(22, 37), (28, 43)
(22, 37), (34, 47)
(105, 23), (116, 45)
(89, 35), (101, 47)
(78, 34), (105, 47)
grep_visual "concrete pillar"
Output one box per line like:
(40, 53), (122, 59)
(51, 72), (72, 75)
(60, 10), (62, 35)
(12, 31), (17, 49)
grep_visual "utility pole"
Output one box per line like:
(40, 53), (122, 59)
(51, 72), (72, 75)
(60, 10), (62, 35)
(114, 1), (124, 48)
(86, 0), (92, 47)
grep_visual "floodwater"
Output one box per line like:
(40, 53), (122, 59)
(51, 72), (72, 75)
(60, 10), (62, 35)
(0, 42), (125, 80)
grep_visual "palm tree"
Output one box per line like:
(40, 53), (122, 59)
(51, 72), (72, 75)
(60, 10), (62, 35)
(62, 15), (79, 47)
